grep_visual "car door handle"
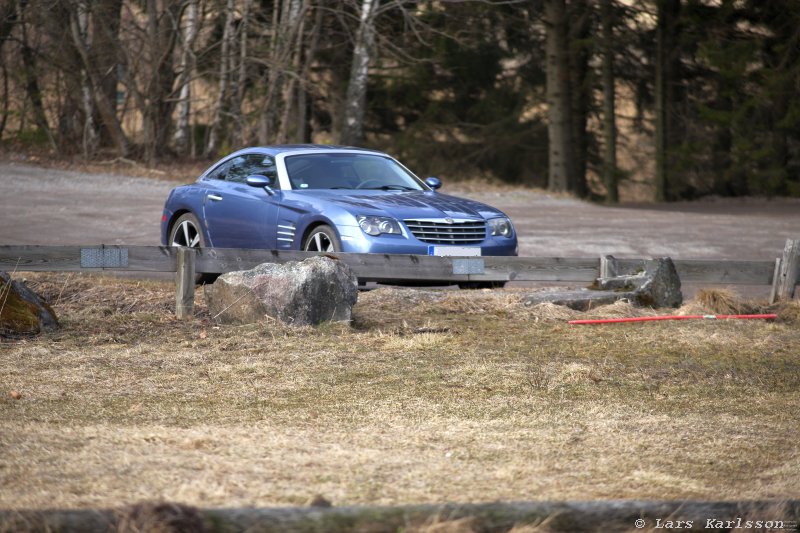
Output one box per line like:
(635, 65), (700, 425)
(207, 194), (223, 201)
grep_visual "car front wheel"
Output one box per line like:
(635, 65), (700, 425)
(169, 213), (217, 284)
(170, 213), (205, 248)
(303, 225), (341, 253)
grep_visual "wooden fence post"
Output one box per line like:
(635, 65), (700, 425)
(599, 255), (618, 278)
(775, 239), (800, 302)
(175, 247), (195, 319)
(769, 258), (782, 305)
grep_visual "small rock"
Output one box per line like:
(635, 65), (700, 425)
(8, 390), (22, 400)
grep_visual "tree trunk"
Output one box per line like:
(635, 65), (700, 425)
(276, 0), (307, 144)
(231, 0), (252, 148)
(341, 0), (378, 146)
(0, 64), (8, 139)
(173, 0), (199, 155)
(601, 0), (618, 204)
(568, 0), (591, 198)
(544, 0), (574, 193)
(654, 0), (680, 201)
(141, 0), (180, 165)
(296, 4), (323, 144)
(68, 2), (129, 157)
(17, 0), (57, 152)
(206, 0), (235, 157)
(0, 1), (16, 140)
(0, 1), (17, 53)
(75, 0), (97, 158)
(257, 0), (283, 145)
(91, 0), (122, 148)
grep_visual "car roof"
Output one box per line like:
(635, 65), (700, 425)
(246, 144), (387, 157)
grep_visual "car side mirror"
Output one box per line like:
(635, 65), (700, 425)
(425, 176), (442, 190)
(246, 174), (276, 195)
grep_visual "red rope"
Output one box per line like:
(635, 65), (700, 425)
(568, 314), (778, 325)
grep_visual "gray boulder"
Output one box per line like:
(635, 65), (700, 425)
(0, 271), (59, 336)
(204, 256), (358, 326)
(635, 257), (682, 308)
(595, 257), (682, 308)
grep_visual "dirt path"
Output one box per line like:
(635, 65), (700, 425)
(2, 161), (798, 293)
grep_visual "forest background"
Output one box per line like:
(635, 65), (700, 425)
(1, 0), (798, 202)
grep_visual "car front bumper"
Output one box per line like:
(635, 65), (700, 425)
(336, 225), (518, 256)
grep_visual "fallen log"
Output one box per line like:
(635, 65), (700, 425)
(1, 499), (798, 533)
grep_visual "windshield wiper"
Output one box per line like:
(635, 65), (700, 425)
(362, 185), (415, 191)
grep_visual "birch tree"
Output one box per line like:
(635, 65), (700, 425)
(275, 0), (308, 144)
(73, 0), (98, 157)
(340, 0), (378, 146)
(206, 0), (235, 156)
(230, 0), (251, 148)
(173, 0), (200, 156)
(256, 0), (308, 145)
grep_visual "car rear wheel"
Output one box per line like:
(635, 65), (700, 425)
(169, 213), (217, 285)
(458, 281), (507, 289)
(303, 225), (341, 253)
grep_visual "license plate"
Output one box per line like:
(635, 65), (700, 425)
(428, 246), (482, 257)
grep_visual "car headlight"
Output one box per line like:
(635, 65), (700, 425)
(488, 217), (513, 238)
(357, 215), (402, 236)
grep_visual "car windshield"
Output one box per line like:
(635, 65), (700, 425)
(284, 153), (427, 191)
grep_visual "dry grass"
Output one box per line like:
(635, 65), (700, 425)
(1, 274), (799, 511)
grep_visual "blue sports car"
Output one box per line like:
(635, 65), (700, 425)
(160, 145), (518, 279)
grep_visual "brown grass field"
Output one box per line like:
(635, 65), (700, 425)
(1, 274), (799, 513)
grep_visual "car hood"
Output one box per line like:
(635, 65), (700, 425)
(296, 190), (506, 220)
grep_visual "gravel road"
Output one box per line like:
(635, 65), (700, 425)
(2, 161), (798, 294)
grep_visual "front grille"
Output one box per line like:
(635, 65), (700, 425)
(404, 219), (486, 245)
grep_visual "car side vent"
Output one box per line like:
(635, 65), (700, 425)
(404, 219), (486, 245)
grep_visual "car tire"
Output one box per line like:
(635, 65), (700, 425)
(303, 225), (341, 253)
(457, 281), (507, 290)
(169, 212), (217, 285)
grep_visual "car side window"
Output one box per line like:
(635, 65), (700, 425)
(222, 156), (250, 183)
(205, 159), (233, 181)
(248, 155), (279, 189)
(224, 154), (279, 188)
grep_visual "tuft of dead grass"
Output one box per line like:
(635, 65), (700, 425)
(777, 300), (800, 325)
(524, 302), (579, 322)
(695, 288), (743, 315)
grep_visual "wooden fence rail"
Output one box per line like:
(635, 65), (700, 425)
(1, 240), (797, 318)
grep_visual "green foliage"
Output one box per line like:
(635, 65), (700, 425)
(367, 3), (547, 185)
(670, 0), (800, 197)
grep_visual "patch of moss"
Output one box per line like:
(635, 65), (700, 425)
(0, 277), (56, 335)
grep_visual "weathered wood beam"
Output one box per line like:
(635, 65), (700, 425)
(615, 258), (776, 285)
(0, 245), (790, 286)
(1, 500), (797, 533)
